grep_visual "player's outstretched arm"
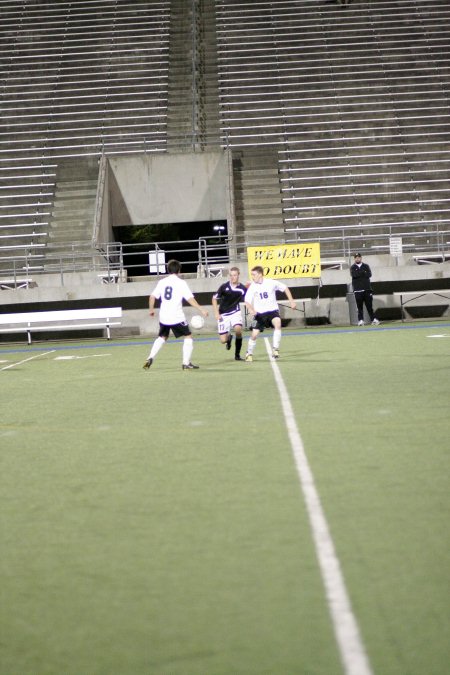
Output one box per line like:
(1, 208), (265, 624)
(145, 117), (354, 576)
(188, 296), (209, 317)
(149, 294), (157, 316)
(245, 301), (256, 316)
(284, 287), (296, 310)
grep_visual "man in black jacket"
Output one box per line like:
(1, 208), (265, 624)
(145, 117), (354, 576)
(350, 253), (380, 326)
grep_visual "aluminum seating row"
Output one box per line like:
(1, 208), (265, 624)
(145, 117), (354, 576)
(0, 0), (171, 265)
(215, 0), (450, 253)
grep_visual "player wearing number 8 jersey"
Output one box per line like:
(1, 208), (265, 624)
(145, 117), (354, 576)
(143, 259), (208, 370)
(244, 266), (296, 361)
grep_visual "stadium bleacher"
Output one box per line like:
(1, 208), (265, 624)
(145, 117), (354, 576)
(0, 0), (170, 271)
(0, 0), (449, 298)
(216, 0), (450, 252)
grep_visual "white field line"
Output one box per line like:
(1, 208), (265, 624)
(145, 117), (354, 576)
(1, 350), (56, 371)
(54, 353), (111, 360)
(264, 337), (373, 675)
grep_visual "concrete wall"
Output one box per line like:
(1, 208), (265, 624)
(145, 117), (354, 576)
(106, 151), (231, 227)
(1, 256), (449, 337)
(94, 155), (112, 245)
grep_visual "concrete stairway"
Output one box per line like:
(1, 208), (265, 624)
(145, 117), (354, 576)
(44, 158), (99, 267)
(232, 148), (284, 246)
(166, 0), (221, 150)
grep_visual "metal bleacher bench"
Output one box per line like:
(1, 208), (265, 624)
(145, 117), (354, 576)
(393, 290), (450, 322)
(0, 307), (122, 344)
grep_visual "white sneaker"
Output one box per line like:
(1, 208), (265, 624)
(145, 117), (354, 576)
(358, 320), (364, 326)
(372, 318), (380, 325)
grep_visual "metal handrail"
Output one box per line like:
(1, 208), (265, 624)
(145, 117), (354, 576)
(1, 221), (449, 286)
(0, 236), (232, 283)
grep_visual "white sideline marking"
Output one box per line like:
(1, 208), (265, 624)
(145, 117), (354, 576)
(426, 334), (449, 338)
(264, 338), (373, 675)
(54, 353), (112, 360)
(1, 350), (56, 371)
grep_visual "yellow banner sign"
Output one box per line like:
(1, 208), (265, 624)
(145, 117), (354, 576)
(247, 243), (321, 279)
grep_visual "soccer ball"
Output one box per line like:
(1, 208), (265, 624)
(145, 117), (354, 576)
(190, 314), (205, 330)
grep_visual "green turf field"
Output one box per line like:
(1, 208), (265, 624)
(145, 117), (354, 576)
(1, 324), (449, 675)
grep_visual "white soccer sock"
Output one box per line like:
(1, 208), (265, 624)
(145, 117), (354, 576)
(273, 329), (281, 349)
(183, 337), (193, 365)
(247, 338), (256, 355)
(149, 336), (165, 360)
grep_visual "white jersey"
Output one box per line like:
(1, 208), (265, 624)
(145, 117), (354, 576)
(245, 278), (287, 313)
(151, 274), (193, 325)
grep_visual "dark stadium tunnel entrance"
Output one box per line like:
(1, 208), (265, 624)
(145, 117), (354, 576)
(113, 220), (228, 277)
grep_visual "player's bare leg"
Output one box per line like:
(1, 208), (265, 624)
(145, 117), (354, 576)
(245, 328), (259, 362)
(271, 317), (282, 359)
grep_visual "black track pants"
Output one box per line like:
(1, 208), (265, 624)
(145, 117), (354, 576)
(354, 290), (374, 321)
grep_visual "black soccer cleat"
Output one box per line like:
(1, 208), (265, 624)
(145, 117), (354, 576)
(235, 355), (244, 361)
(226, 334), (233, 350)
(143, 358), (153, 370)
(182, 363), (199, 370)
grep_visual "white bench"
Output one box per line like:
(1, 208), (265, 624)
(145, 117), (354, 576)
(320, 260), (346, 270)
(196, 265), (225, 279)
(413, 254), (450, 265)
(0, 278), (37, 290)
(97, 271), (121, 284)
(279, 298), (313, 318)
(244, 298), (313, 328)
(393, 290), (450, 321)
(207, 266), (225, 278)
(0, 307), (122, 344)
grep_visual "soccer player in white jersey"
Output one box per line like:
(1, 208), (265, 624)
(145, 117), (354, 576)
(143, 259), (208, 370)
(244, 265), (296, 361)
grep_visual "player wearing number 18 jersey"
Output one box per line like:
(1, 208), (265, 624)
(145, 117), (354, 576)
(143, 259), (208, 370)
(244, 266), (296, 361)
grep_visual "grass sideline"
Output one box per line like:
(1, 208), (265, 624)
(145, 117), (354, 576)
(1, 324), (449, 675)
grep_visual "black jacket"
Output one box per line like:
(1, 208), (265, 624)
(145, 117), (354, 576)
(350, 262), (372, 292)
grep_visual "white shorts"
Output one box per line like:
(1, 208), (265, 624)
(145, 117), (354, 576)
(217, 309), (243, 335)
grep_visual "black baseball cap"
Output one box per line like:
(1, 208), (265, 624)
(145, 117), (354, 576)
(354, 252), (362, 258)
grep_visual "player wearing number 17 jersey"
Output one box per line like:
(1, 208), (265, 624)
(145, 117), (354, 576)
(244, 266), (296, 361)
(142, 259), (208, 370)
(212, 267), (247, 361)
